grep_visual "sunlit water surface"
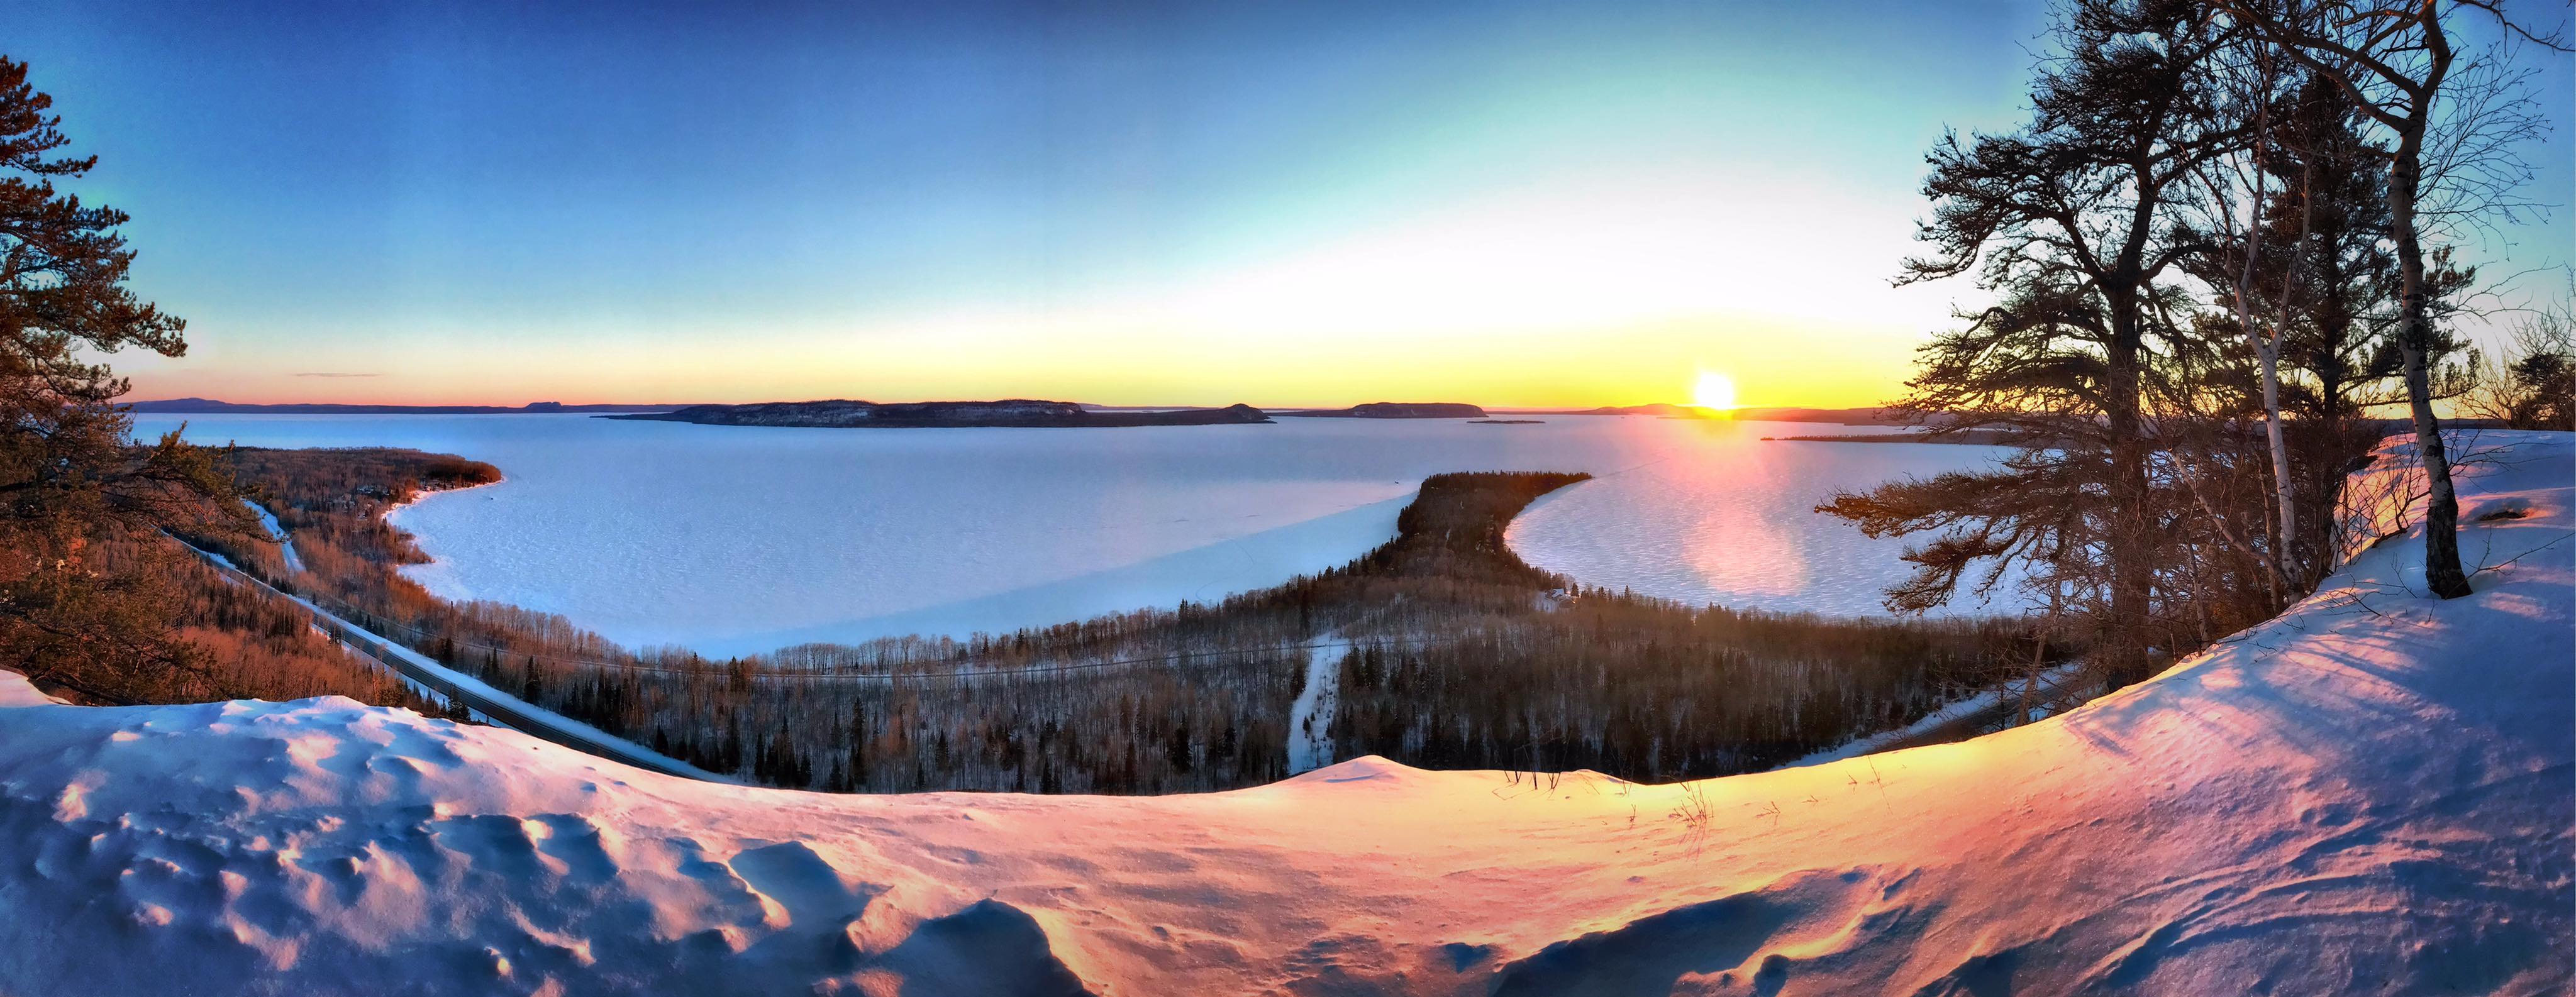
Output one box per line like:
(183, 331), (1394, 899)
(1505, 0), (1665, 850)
(136, 414), (2030, 656)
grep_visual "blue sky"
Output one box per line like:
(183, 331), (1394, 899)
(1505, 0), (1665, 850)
(13, 1), (2569, 406)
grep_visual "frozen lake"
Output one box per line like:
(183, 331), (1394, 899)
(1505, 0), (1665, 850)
(133, 413), (2028, 656)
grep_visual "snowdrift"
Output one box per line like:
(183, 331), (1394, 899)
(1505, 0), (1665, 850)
(1, 433), (2567, 996)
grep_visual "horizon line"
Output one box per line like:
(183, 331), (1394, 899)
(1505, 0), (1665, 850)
(124, 395), (1857, 414)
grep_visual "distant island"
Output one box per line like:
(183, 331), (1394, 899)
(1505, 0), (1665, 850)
(1272, 402), (1487, 419)
(128, 398), (685, 415)
(606, 399), (1274, 429)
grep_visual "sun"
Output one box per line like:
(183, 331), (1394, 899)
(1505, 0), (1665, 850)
(1692, 370), (1738, 411)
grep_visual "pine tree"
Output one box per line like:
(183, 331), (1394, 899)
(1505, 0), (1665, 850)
(1821, 0), (2240, 685)
(0, 56), (247, 701)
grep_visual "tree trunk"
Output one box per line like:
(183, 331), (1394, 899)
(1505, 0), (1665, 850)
(2387, 131), (2473, 599)
(2258, 339), (2294, 579)
(2229, 212), (2297, 597)
(2104, 298), (2154, 684)
(2258, 158), (2314, 588)
(2235, 68), (2300, 597)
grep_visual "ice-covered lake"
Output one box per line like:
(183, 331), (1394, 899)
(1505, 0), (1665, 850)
(133, 413), (2029, 656)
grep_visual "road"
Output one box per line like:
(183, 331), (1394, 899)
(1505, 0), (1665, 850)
(174, 537), (722, 781)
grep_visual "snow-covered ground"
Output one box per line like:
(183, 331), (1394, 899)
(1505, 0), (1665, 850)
(131, 413), (2004, 656)
(8, 433), (2564, 995)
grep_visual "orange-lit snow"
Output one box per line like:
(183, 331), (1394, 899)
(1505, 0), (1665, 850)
(0, 434), (2566, 995)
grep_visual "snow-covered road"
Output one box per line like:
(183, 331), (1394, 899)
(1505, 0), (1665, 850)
(242, 498), (306, 575)
(172, 535), (720, 782)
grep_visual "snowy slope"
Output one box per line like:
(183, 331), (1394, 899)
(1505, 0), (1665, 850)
(1, 433), (2567, 996)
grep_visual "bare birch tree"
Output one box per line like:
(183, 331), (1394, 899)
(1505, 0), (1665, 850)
(2191, 33), (2308, 585)
(2213, 0), (2567, 598)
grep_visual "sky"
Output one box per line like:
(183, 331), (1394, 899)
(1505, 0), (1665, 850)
(13, 1), (2572, 409)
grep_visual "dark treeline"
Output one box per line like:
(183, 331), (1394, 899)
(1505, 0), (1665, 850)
(2463, 297), (2576, 431)
(188, 461), (2052, 792)
(1330, 602), (2035, 780)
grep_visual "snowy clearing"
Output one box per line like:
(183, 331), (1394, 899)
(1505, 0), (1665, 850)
(0, 432), (2566, 995)
(1286, 639), (1343, 775)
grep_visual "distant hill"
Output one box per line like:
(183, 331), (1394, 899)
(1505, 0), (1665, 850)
(128, 398), (684, 415)
(1728, 406), (1905, 424)
(608, 399), (1274, 429)
(1511, 402), (1701, 417)
(1273, 402), (1487, 419)
(1763, 429), (2023, 446)
(1502, 404), (1902, 424)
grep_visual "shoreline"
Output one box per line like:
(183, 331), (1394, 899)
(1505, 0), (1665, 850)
(382, 473), (507, 602)
(210, 445), (2065, 793)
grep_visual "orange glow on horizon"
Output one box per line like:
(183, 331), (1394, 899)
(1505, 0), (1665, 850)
(113, 169), (1950, 412)
(117, 309), (1918, 412)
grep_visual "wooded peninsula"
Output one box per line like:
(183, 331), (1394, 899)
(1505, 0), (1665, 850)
(148, 447), (2052, 794)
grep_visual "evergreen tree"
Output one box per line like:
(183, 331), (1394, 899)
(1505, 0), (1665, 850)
(1821, 0), (2240, 685)
(0, 56), (247, 701)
